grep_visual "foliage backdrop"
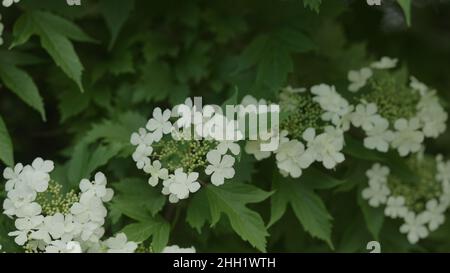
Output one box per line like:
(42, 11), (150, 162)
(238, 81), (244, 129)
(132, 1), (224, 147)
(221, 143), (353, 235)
(0, 0), (450, 253)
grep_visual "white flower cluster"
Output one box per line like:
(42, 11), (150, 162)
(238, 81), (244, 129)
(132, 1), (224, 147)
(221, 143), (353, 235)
(362, 157), (450, 244)
(2, 158), (137, 253)
(347, 57), (448, 156)
(131, 98), (241, 203)
(244, 85), (349, 178)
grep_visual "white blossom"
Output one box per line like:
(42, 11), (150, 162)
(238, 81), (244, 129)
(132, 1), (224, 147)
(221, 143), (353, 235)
(311, 84), (351, 126)
(371, 57), (398, 69)
(205, 150), (235, 186)
(351, 102), (379, 131)
(104, 233), (138, 253)
(362, 184), (390, 208)
(384, 196), (407, 219)
(391, 118), (425, 156)
(275, 139), (308, 178)
(422, 199), (446, 231)
(146, 107), (172, 141)
(363, 116), (395, 153)
(132, 144), (153, 169)
(348, 67), (373, 92)
(400, 212), (429, 244)
(2, 0), (20, 7)
(163, 169), (201, 203)
(302, 126), (345, 169)
(143, 160), (169, 187)
(162, 245), (196, 253)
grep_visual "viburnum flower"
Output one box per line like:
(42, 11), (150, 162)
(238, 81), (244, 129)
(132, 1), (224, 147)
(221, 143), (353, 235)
(2, 0), (20, 7)
(275, 139), (307, 178)
(423, 199), (446, 231)
(400, 212), (429, 244)
(410, 76), (428, 96)
(130, 128), (154, 146)
(302, 127), (345, 169)
(364, 116), (395, 153)
(162, 245), (196, 253)
(417, 91), (448, 138)
(348, 67), (373, 92)
(205, 150), (236, 186)
(79, 172), (114, 202)
(162, 169), (201, 203)
(45, 241), (82, 253)
(144, 160), (169, 186)
(311, 84), (351, 126)
(371, 56), (398, 69)
(146, 107), (172, 141)
(131, 144), (153, 169)
(436, 155), (450, 185)
(351, 102), (379, 131)
(216, 140), (240, 155)
(391, 118), (424, 157)
(384, 196), (407, 219)
(9, 215), (44, 245)
(366, 163), (390, 187)
(362, 184), (390, 208)
(104, 233), (138, 253)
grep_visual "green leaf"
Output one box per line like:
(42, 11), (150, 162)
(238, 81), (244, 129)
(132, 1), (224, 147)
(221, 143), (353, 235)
(121, 216), (170, 252)
(0, 116), (14, 167)
(357, 187), (384, 241)
(397, 0), (412, 27)
(0, 62), (46, 120)
(237, 29), (314, 96)
(269, 175), (333, 248)
(100, 0), (135, 49)
(301, 168), (347, 190)
(111, 178), (166, 221)
(12, 11), (87, 92)
(186, 190), (210, 233)
(67, 143), (122, 185)
(205, 183), (272, 252)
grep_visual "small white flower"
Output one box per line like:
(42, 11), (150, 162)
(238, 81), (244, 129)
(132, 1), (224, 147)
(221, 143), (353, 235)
(130, 128), (154, 146)
(351, 103), (379, 130)
(79, 172), (114, 202)
(311, 84), (351, 126)
(366, 163), (390, 188)
(143, 160), (169, 187)
(392, 118), (425, 157)
(216, 141), (240, 156)
(422, 199), (445, 231)
(364, 116), (395, 153)
(362, 184), (390, 208)
(205, 150), (235, 186)
(410, 76), (428, 96)
(436, 157), (450, 185)
(166, 169), (201, 201)
(2, 0), (20, 7)
(371, 57), (398, 69)
(348, 67), (373, 92)
(132, 144), (153, 169)
(302, 127), (345, 169)
(146, 107), (172, 141)
(400, 212), (429, 244)
(45, 240), (82, 253)
(384, 196), (407, 219)
(417, 92), (447, 138)
(162, 245), (196, 253)
(275, 139), (307, 178)
(104, 233), (137, 253)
